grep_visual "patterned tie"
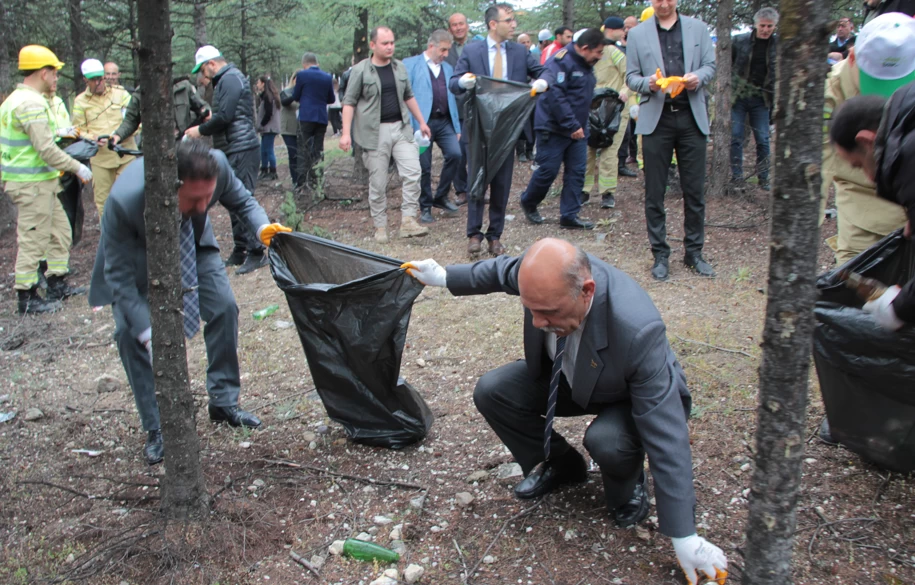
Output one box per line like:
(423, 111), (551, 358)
(180, 218), (201, 339)
(493, 42), (503, 79)
(543, 336), (566, 461)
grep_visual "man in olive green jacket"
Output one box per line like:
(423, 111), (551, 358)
(111, 77), (210, 144)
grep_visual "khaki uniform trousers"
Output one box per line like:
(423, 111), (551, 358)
(362, 122), (421, 228)
(584, 110), (630, 195)
(92, 159), (131, 218)
(6, 178), (71, 290)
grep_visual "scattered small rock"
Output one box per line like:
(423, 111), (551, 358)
(415, 358), (426, 368)
(635, 526), (651, 542)
(239, 441), (252, 449)
(308, 441), (317, 450)
(272, 320), (295, 330)
(482, 555), (495, 564)
(303, 431), (317, 442)
(329, 540), (345, 555)
(374, 515), (393, 525)
(333, 438), (347, 446)
(0, 394), (11, 403)
(455, 492), (474, 507)
(369, 577), (397, 585)
(409, 495), (426, 508)
(310, 555), (324, 569)
(368, 526), (379, 535)
(495, 462), (523, 479)
(564, 529), (576, 541)
(95, 374), (121, 394)
(740, 462), (751, 472)
(0, 412), (16, 424)
(317, 425), (330, 435)
(404, 564), (424, 584)
(391, 540), (406, 555)
(465, 470), (489, 483)
(355, 532), (372, 541)
(65, 553), (75, 563)
(252, 479), (265, 487)
(112, 508), (128, 516)
(24, 408), (44, 422)
(363, 486), (377, 493)
(383, 568), (399, 580)
(389, 525), (402, 540)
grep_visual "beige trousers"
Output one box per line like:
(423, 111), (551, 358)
(362, 122), (421, 228)
(6, 179), (71, 290)
(92, 160), (130, 218)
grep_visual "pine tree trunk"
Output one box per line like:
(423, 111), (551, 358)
(708, 0), (734, 198)
(136, 0), (209, 520)
(0, 0), (11, 98)
(742, 0), (831, 581)
(127, 0), (139, 87)
(351, 7), (370, 185)
(193, 1), (208, 47)
(68, 0), (84, 97)
(563, 0), (575, 29)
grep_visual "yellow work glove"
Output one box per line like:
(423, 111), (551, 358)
(655, 68), (686, 98)
(259, 223), (292, 246)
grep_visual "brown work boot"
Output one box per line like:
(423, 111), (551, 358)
(399, 216), (429, 238)
(488, 238), (505, 256)
(467, 234), (484, 257)
(374, 227), (389, 243)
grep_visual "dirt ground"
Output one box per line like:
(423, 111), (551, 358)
(0, 137), (912, 585)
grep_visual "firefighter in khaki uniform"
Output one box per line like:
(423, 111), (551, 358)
(583, 17), (634, 210)
(0, 45), (93, 315)
(820, 17), (911, 265)
(72, 58), (137, 217)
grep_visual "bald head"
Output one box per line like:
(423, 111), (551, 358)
(518, 239), (595, 336)
(449, 13), (469, 43)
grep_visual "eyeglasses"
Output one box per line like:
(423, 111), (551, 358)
(495, 17), (517, 23)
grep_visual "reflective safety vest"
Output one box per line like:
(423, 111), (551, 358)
(48, 95), (70, 138)
(0, 88), (59, 182)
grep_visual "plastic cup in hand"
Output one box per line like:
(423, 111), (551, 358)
(414, 130), (431, 155)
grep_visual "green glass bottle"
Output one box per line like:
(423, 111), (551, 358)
(253, 304), (280, 320)
(342, 539), (400, 563)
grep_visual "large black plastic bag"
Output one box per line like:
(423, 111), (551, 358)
(465, 76), (538, 202)
(268, 232), (433, 448)
(813, 228), (915, 472)
(58, 139), (98, 246)
(587, 88), (622, 150)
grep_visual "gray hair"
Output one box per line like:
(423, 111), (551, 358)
(302, 52), (318, 66)
(754, 7), (779, 25)
(564, 246), (592, 298)
(428, 29), (453, 46)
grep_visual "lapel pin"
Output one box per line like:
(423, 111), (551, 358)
(590, 360), (597, 368)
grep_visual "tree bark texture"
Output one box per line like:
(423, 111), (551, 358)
(137, 0), (209, 519)
(0, 0), (11, 98)
(193, 1), (208, 47)
(68, 0), (84, 98)
(563, 0), (575, 29)
(742, 0), (831, 582)
(353, 8), (369, 65)
(708, 0), (734, 198)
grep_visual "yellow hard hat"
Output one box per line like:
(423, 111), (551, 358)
(640, 7), (655, 22)
(18, 45), (65, 71)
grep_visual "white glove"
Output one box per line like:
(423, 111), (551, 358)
(459, 73), (476, 90)
(863, 285), (905, 331)
(400, 259), (447, 287)
(76, 164), (93, 184)
(672, 535), (728, 585)
(57, 126), (79, 138)
(532, 79), (548, 94)
(138, 327), (152, 360)
(630, 104), (640, 120)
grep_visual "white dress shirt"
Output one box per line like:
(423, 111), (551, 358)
(544, 298), (594, 388)
(424, 53), (442, 78)
(486, 35), (508, 79)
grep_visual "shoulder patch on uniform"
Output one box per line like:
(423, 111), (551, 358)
(555, 49), (567, 59)
(557, 71), (565, 83)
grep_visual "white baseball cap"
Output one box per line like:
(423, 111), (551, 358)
(855, 13), (915, 97)
(81, 58), (104, 79)
(192, 45), (222, 74)
(572, 28), (588, 42)
(538, 29), (553, 42)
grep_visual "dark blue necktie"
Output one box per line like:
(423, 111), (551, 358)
(544, 336), (566, 461)
(180, 218), (200, 339)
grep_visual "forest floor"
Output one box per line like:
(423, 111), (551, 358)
(0, 137), (912, 585)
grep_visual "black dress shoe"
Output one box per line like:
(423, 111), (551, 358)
(455, 192), (468, 206)
(684, 254), (716, 277)
(208, 405), (262, 428)
(613, 471), (650, 528)
(514, 449), (588, 499)
(432, 196), (459, 214)
(236, 251), (268, 275)
(651, 256), (670, 281)
(518, 152), (529, 163)
(559, 216), (594, 230)
(145, 429), (164, 465)
(420, 209), (435, 224)
(580, 191), (591, 205)
(224, 248), (246, 267)
(600, 192), (616, 209)
(618, 166), (638, 178)
(523, 205), (544, 225)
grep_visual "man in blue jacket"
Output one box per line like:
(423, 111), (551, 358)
(450, 2), (546, 257)
(404, 29), (462, 224)
(520, 29), (605, 230)
(291, 52), (336, 190)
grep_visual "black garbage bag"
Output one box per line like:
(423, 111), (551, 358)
(269, 232), (433, 449)
(813, 229), (915, 472)
(59, 138), (98, 246)
(465, 76), (539, 202)
(587, 88), (623, 150)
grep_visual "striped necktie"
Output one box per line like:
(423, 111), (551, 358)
(543, 336), (566, 461)
(180, 218), (201, 339)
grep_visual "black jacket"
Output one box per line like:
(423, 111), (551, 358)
(113, 77), (210, 142)
(827, 35), (855, 59)
(731, 30), (777, 107)
(197, 63), (259, 154)
(864, 0), (915, 24)
(875, 81), (915, 323)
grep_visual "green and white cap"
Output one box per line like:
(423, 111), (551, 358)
(856, 12), (915, 97)
(192, 45), (222, 74)
(81, 58), (104, 79)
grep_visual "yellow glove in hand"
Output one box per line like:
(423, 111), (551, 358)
(260, 223), (292, 246)
(655, 68), (686, 98)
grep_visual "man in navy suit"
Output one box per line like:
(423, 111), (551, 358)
(291, 52), (336, 190)
(450, 2), (545, 257)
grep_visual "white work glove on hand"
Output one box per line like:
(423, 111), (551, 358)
(400, 259), (447, 287)
(76, 164), (93, 184)
(138, 327), (152, 361)
(531, 79), (548, 93)
(57, 126), (79, 138)
(459, 73), (477, 90)
(672, 534), (728, 585)
(630, 104), (640, 120)
(863, 285), (905, 331)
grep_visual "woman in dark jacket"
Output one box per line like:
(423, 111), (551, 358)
(256, 75), (282, 180)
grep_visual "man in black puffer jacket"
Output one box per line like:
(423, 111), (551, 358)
(186, 45), (267, 275)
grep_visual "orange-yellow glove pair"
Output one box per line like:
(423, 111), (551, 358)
(655, 68), (686, 98)
(259, 223), (292, 246)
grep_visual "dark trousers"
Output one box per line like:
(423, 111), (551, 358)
(466, 142), (514, 240)
(618, 118), (637, 163)
(226, 147), (265, 254)
(282, 133), (299, 185)
(113, 250), (242, 431)
(730, 96), (770, 182)
(641, 105), (708, 258)
(420, 117), (462, 211)
(328, 108), (343, 134)
(474, 360), (645, 511)
(521, 132), (587, 221)
(297, 120), (327, 189)
(453, 119), (468, 195)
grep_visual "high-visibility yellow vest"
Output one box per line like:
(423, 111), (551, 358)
(48, 95), (70, 138)
(0, 88), (58, 182)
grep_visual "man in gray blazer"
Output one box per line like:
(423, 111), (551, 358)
(626, 0), (716, 282)
(89, 140), (287, 466)
(403, 238), (728, 585)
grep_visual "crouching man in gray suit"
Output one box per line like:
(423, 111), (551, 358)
(403, 238), (727, 585)
(89, 139), (290, 466)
